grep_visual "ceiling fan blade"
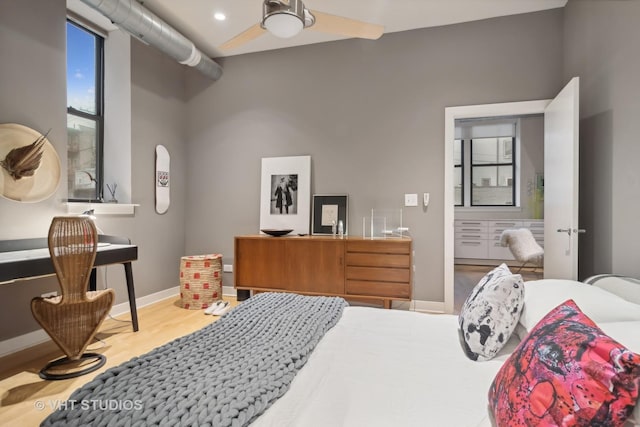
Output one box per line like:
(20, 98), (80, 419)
(308, 10), (384, 40)
(218, 23), (267, 51)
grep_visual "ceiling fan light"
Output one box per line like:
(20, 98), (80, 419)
(263, 13), (304, 38)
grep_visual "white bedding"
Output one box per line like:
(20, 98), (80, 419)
(252, 276), (640, 427)
(252, 307), (518, 427)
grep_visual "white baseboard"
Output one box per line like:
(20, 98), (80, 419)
(392, 299), (446, 313)
(0, 329), (51, 358)
(111, 286), (236, 317)
(109, 286), (179, 317)
(413, 299), (446, 313)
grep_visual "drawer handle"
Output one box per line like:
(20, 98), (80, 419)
(460, 228), (481, 231)
(461, 241), (481, 246)
(460, 222), (482, 225)
(461, 235), (481, 238)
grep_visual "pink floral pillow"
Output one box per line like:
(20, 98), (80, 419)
(488, 299), (640, 427)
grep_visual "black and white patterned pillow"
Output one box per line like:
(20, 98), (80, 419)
(458, 263), (524, 361)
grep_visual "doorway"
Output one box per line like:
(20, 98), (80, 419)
(452, 114), (545, 312)
(443, 100), (551, 314)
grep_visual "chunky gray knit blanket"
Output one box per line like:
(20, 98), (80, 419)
(42, 292), (347, 427)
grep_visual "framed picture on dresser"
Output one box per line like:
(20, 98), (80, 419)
(259, 155), (311, 235)
(312, 194), (348, 235)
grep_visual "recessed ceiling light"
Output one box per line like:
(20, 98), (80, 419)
(214, 12), (226, 21)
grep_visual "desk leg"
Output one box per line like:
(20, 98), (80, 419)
(124, 262), (139, 332)
(89, 268), (97, 292)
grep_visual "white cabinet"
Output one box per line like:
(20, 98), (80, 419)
(455, 220), (488, 259)
(454, 219), (543, 262)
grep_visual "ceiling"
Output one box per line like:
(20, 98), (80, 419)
(69, 0), (567, 59)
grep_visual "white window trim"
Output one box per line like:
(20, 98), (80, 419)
(67, 9), (133, 205)
(65, 202), (138, 215)
(103, 29), (132, 204)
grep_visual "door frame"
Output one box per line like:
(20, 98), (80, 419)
(443, 99), (551, 314)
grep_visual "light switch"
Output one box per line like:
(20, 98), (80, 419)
(404, 193), (418, 207)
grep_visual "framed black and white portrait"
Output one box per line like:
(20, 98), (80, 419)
(259, 156), (311, 235)
(312, 194), (348, 235)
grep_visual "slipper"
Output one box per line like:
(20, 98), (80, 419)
(211, 301), (231, 316)
(204, 300), (224, 315)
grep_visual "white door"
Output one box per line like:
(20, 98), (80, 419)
(544, 77), (581, 279)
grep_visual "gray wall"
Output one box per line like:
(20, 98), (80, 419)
(564, 0), (640, 279)
(0, 0), (187, 341)
(183, 9), (564, 302)
(0, 0), (69, 340)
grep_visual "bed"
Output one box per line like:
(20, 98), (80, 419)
(42, 271), (640, 427)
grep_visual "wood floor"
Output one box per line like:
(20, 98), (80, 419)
(0, 296), (238, 427)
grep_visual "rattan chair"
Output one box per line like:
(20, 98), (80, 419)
(31, 216), (115, 380)
(500, 228), (544, 273)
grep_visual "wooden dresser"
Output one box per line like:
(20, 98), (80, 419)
(234, 235), (412, 308)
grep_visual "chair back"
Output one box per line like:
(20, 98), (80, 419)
(31, 216), (114, 360)
(48, 216), (98, 303)
(500, 228), (544, 265)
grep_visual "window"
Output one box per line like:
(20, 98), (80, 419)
(66, 20), (104, 201)
(470, 137), (515, 206)
(454, 120), (517, 207)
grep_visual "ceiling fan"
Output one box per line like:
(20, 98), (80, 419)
(219, 0), (384, 52)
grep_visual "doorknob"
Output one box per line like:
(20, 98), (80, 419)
(557, 228), (586, 236)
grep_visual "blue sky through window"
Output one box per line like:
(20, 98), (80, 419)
(67, 22), (97, 114)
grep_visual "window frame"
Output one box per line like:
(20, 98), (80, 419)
(454, 139), (464, 207)
(469, 137), (516, 207)
(66, 19), (105, 202)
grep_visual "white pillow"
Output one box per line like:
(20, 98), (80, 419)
(519, 279), (640, 335)
(459, 264), (524, 361)
(584, 274), (640, 305)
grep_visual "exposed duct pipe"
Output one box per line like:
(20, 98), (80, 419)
(80, 0), (223, 81)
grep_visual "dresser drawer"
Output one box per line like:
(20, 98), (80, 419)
(455, 220), (487, 228)
(455, 231), (486, 240)
(346, 280), (411, 298)
(346, 252), (410, 268)
(346, 240), (410, 254)
(488, 220), (522, 228)
(346, 266), (410, 283)
(455, 239), (489, 259)
(455, 226), (486, 235)
(523, 220), (544, 229)
(489, 225), (522, 236)
(488, 241), (515, 260)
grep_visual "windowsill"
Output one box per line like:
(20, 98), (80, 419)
(455, 206), (522, 213)
(64, 202), (139, 215)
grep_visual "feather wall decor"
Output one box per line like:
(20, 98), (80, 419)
(0, 129), (51, 180)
